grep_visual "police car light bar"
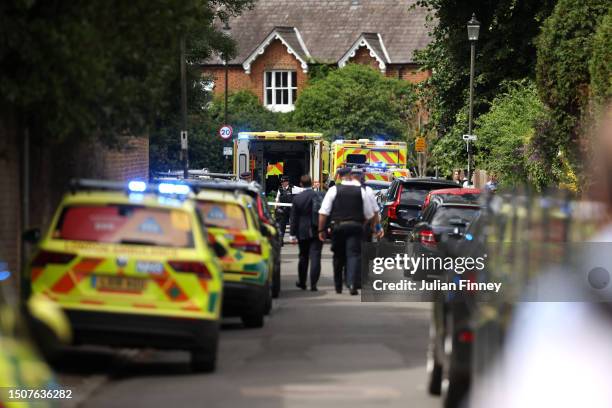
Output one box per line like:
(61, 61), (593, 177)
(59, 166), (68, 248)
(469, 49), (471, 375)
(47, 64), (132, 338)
(128, 180), (147, 192)
(157, 183), (191, 195)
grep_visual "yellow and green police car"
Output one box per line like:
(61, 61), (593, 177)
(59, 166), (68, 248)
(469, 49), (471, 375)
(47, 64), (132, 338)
(25, 179), (224, 372)
(194, 188), (273, 328)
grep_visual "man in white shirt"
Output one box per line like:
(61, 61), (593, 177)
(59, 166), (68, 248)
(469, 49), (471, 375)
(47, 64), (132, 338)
(318, 167), (382, 295)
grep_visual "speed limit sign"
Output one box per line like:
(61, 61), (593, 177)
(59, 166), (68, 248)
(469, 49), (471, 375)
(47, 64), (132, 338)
(219, 125), (233, 140)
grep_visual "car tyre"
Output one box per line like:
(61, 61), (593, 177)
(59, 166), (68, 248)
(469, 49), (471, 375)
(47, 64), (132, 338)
(241, 290), (266, 328)
(427, 321), (442, 396)
(441, 315), (469, 408)
(264, 282), (272, 315)
(190, 326), (219, 373)
(271, 260), (281, 298)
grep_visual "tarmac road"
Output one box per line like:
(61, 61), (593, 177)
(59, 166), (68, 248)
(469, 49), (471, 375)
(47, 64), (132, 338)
(58, 245), (438, 408)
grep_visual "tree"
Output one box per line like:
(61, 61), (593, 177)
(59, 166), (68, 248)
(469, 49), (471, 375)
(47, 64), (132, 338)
(414, 0), (557, 174)
(150, 90), (286, 174)
(589, 9), (612, 106)
(292, 64), (417, 140)
(535, 0), (610, 181)
(474, 80), (546, 188)
(0, 0), (254, 145)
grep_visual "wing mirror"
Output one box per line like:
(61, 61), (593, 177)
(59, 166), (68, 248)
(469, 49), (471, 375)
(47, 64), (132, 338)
(22, 228), (41, 244)
(212, 241), (227, 258)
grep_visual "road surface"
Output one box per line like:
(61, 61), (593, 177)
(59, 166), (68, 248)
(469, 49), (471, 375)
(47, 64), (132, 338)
(57, 245), (438, 408)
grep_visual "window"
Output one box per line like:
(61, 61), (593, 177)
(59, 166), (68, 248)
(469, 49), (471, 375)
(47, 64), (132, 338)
(264, 70), (297, 112)
(54, 205), (194, 248)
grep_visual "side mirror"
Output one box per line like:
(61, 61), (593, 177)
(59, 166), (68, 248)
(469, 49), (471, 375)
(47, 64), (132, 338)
(23, 228), (41, 244)
(212, 242), (227, 258)
(260, 224), (270, 237)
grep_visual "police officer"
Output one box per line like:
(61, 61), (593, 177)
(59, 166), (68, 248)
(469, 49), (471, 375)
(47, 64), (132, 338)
(275, 176), (293, 244)
(350, 168), (384, 243)
(318, 167), (382, 295)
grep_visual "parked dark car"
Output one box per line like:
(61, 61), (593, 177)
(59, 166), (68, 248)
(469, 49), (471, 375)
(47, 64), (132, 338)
(425, 207), (487, 408)
(381, 178), (461, 242)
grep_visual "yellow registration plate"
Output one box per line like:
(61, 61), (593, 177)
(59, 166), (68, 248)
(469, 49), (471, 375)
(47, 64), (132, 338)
(95, 275), (145, 293)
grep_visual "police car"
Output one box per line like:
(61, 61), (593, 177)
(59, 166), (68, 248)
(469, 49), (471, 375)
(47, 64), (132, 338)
(25, 179), (224, 372)
(194, 188), (273, 328)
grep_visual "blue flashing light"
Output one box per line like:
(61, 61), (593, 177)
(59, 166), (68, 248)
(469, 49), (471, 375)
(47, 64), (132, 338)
(375, 141), (385, 146)
(158, 183), (190, 195)
(0, 262), (9, 281)
(128, 180), (147, 192)
(238, 133), (250, 140)
(465, 233), (473, 241)
(335, 139), (344, 143)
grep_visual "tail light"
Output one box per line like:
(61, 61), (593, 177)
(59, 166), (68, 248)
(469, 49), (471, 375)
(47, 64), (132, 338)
(168, 261), (212, 280)
(31, 250), (76, 267)
(230, 242), (262, 254)
(457, 330), (474, 343)
(388, 185), (403, 219)
(420, 230), (437, 247)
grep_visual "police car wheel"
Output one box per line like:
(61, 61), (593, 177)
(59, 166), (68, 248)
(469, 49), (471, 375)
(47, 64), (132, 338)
(271, 262), (281, 298)
(191, 349), (217, 373)
(264, 282), (272, 315)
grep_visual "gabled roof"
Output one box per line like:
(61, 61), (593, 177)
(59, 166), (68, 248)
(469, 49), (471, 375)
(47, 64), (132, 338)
(242, 26), (311, 74)
(338, 33), (391, 72)
(206, 0), (430, 66)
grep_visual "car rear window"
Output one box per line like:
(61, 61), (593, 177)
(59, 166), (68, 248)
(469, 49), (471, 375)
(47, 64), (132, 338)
(432, 207), (480, 227)
(433, 193), (481, 204)
(400, 188), (431, 205)
(198, 201), (248, 230)
(54, 205), (194, 247)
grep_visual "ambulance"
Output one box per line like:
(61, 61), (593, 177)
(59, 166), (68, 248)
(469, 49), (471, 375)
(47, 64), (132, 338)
(233, 132), (329, 194)
(330, 139), (410, 182)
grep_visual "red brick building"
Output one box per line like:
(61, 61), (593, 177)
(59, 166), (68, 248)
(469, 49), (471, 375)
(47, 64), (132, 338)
(202, 0), (431, 113)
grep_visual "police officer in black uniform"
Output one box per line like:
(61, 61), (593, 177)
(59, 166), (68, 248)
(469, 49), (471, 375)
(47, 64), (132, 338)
(275, 175), (293, 244)
(318, 167), (381, 295)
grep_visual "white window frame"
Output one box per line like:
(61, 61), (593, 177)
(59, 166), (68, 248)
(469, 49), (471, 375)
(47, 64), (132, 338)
(264, 70), (297, 112)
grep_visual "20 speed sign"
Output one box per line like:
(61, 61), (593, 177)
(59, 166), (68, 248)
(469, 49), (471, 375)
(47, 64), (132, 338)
(219, 125), (233, 140)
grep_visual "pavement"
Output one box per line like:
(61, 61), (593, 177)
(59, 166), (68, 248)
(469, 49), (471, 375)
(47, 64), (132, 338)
(56, 244), (438, 408)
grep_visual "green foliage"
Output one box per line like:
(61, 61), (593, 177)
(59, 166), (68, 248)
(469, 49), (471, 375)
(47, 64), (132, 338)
(589, 9), (612, 105)
(0, 0), (254, 144)
(535, 0), (610, 184)
(475, 81), (546, 187)
(292, 64), (417, 140)
(415, 0), (556, 135)
(150, 90), (288, 173)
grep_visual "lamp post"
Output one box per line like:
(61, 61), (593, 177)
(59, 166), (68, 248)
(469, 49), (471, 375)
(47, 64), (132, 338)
(180, 36), (189, 179)
(466, 13), (480, 186)
(223, 20), (231, 125)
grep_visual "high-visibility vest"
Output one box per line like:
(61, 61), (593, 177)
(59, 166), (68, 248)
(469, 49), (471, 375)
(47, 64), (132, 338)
(266, 162), (284, 177)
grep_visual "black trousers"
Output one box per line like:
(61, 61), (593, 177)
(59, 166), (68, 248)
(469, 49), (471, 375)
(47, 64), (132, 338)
(276, 209), (289, 242)
(331, 222), (363, 290)
(297, 237), (322, 287)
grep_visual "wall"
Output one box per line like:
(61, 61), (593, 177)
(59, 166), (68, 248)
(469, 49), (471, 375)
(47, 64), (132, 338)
(204, 39), (307, 105)
(0, 127), (149, 286)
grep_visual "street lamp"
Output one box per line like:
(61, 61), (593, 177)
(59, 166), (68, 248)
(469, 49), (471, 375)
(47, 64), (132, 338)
(222, 20), (231, 126)
(466, 13), (480, 186)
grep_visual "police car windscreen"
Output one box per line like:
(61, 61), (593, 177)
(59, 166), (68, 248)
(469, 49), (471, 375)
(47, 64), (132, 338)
(54, 205), (194, 248)
(198, 202), (248, 231)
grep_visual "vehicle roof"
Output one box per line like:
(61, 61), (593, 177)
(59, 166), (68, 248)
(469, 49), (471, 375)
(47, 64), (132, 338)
(437, 202), (482, 209)
(429, 188), (481, 195)
(188, 179), (263, 196)
(398, 177), (461, 188)
(237, 131), (322, 141)
(332, 139), (406, 147)
(365, 180), (391, 186)
(61, 190), (194, 210)
(194, 189), (252, 206)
